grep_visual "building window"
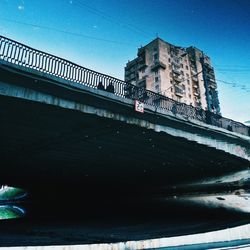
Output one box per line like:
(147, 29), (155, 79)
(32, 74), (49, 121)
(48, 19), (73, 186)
(187, 79), (190, 84)
(186, 73), (189, 77)
(181, 63), (184, 68)
(181, 70), (184, 75)
(154, 54), (158, 61)
(168, 58), (171, 63)
(155, 76), (159, 82)
(186, 65), (189, 70)
(155, 85), (159, 91)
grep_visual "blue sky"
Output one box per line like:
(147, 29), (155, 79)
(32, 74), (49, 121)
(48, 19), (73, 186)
(0, 0), (249, 123)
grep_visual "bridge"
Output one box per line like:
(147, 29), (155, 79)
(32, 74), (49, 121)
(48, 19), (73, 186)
(0, 35), (250, 202)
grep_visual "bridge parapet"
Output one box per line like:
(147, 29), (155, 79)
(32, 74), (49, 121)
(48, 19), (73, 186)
(0, 35), (249, 137)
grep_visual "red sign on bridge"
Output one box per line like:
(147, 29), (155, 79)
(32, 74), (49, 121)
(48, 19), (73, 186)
(135, 100), (144, 113)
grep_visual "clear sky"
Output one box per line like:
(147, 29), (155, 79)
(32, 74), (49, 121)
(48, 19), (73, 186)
(0, 0), (249, 123)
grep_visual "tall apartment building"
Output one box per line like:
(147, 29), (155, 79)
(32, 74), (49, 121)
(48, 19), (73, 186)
(124, 38), (220, 114)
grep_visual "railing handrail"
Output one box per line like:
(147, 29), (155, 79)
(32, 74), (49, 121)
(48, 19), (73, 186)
(0, 35), (249, 137)
(0, 35), (124, 83)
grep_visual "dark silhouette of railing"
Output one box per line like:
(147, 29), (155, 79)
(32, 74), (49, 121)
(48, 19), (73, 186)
(0, 35), (249, 137)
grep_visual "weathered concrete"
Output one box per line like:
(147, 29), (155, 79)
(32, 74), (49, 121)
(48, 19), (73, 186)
(0, 59), (250, 197)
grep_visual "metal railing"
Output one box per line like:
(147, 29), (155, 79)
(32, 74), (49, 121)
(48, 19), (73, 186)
(0, 35), (249, 137)
(0, 35), (126, 97)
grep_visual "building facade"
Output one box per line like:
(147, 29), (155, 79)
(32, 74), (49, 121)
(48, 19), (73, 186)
(124, 38), (220, 114)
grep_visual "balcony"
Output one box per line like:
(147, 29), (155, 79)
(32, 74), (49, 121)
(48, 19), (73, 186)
(191, 68), (197, 75)
(151, 60), (166, 71)
(193, 83), (198, 88)
(203, 61), (213, 69)
(172, 60), (180, 68)
(192, 76), (198, 82)
(208, 80), (217, 89)
(172, 67), (181, 75)
(173, 73), (183, 82)
(208, 77), (215, 82)
(174, 86), (184, 97)
(193, 90), (200, 96)
(206, 71), (215, 79)
(137, 56), (144, 62)
(125, 73), (136, 81)
(138, 62), (148, 70)
(137, 77), (147, 88)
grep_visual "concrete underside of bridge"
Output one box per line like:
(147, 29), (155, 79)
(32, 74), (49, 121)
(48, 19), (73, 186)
(1, 93), (249, 200)
(0, 62), (250, 202)
(1, 93), (250, 246)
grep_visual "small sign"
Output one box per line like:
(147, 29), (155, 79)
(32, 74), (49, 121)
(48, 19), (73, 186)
(135, 100), (144, 113)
